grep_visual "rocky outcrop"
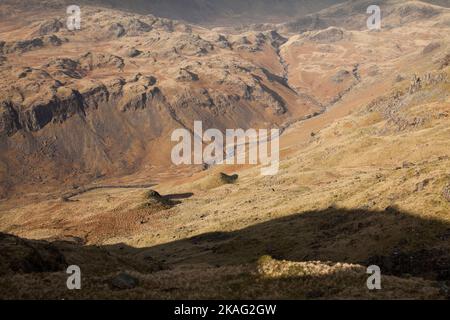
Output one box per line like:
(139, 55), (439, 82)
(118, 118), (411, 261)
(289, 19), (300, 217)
(308, 27), (344, 43)
(44, 57), (85, 79)
(176, 68), (199, 82)
(125, 47), (142, 58)
(24, 94), (85, 131)
(366, 71), (449, 132)
(37, 18), (64, 36)
(409, 72), (448, 94)
(0, 233), (67, 275)
(215, 34), (231, 49)
(0, 78), (130, 136)
(124, 18), (153, 35)
(0, 35), (65, 54)
(172, 34), (214, 56)
(0, 102), (22, 136)
(78, 52), (125, 71)
(0, 55), (289, 136)
(108, 22), (126, 38)
(110, 273), (139, 290)
(231, 31), (287, 52)
(1, 38), (43, 54)
(409, 74), (422, 94)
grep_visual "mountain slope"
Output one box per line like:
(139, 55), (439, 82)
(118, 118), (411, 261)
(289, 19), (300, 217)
(0, 4), (322, 198)
(1, 66), (449, 299)
(0, 0), (450, 300)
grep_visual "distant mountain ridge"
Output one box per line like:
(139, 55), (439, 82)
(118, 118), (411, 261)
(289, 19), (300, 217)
(2, 0), (449, 26)
(1, 0), (348, 25)
(85, 0), (350, 25)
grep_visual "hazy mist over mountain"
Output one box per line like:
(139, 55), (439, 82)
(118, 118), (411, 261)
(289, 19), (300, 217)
(55, 0), (350, 25)
(91, 0), (450, 24)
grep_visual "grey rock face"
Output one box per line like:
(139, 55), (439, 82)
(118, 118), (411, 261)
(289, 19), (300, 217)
(110, 273), (139, 290)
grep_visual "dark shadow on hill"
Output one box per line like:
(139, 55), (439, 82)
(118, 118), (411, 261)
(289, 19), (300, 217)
(162, 192), (194, 201)
(130, 207), (450, 281)
(1, 207), (450, 283)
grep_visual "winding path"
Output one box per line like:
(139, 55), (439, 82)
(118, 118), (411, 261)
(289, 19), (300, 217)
(61, 183), (157, 200)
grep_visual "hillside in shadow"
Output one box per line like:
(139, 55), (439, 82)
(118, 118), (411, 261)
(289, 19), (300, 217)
(3, 207), (450, 279)
(2, 207), (450, 299)
(129, 207), (450, 281)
